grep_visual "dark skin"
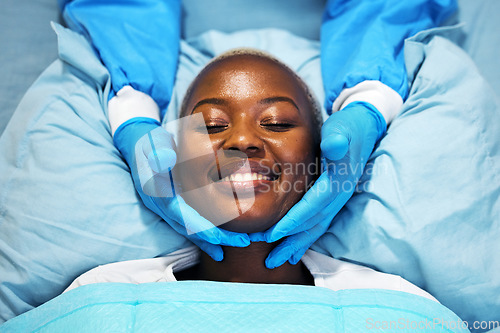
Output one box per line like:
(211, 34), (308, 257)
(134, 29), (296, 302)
(174, 53), (319, 286)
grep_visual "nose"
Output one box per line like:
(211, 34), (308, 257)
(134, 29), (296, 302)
(221, 119), (264, 157)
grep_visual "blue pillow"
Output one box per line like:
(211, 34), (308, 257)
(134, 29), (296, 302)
(313, 26), (500, 328)
(0, 24), (191, 323)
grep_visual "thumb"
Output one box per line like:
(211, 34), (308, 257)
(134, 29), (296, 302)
(148, 147), (177, 173)
(320, 133), (349, 161)
(142, 127), (177, 173)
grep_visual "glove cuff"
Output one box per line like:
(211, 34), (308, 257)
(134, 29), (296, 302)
(332, 81), (403, 125)
(108, 86), (161, 136)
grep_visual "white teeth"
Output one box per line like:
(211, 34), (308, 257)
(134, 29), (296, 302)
(219, 172), (272, 182)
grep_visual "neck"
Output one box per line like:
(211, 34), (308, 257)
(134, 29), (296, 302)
(178, 241), (314, 286)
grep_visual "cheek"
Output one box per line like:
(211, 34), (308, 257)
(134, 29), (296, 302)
(272, 132), (318, 195)
(174, 134), (215, 192)
(177, 132), (215, 161)
(278, 134), (317, 171)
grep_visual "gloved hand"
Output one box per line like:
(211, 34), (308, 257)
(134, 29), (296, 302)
(113, 118), (250, 261)
(253, 101), (387, 268)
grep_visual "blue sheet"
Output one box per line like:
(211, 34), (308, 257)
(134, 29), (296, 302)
(0, 0), (59, 135)
(0, 8), (499, 333)
(0, 282), (469, 332)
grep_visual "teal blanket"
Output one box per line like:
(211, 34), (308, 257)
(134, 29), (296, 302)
(0, 282), (469, 333)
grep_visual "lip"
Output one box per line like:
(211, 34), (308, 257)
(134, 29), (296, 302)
(208, 154), (279, 182)
(214, 178), (274, 198)
(207, 151), (280, 195)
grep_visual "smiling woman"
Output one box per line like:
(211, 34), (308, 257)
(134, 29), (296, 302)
(65, 49), (438, 301)
(170, 49), (323, 284)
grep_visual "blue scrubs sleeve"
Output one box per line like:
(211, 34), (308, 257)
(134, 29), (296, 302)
(321, 0), (457, 113)
(60, 0), (181, 115)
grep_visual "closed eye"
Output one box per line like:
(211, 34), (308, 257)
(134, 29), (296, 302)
(261, 122), (295, 132)
(205, 124), (228, 134)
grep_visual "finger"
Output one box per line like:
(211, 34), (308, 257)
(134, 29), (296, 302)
(288, 222), (330, 264)
(266, 172), (334, 242)
(141, 170), (176, 198)
(248, 232), (267, 242)
(320, 133), (349, 161)
(288, 232), (313, 265)
(190, 237), (224, 262)
(216, 228), (251, 247)
(161, 196), (222, 241)
(279, 187), (347, 237)
(134, 127), (177, 197)
(147, 147), (177, 173)
(163, 196), (250, 247)
(162, 215), (224, 261)
(294, 184), (355, 235)
(264, 238), (297, 269)
(142, 127), (177, 173)
(190, 223), (250, 247)
(266, 222), (330, 269)
(281, 213), (326, 236)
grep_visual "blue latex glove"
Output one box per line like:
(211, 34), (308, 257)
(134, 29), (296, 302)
(61, 0), (181, 113)
(321, 0), (457, 111)
(255, 102), (386, 268)
(113, 117), (250, 260)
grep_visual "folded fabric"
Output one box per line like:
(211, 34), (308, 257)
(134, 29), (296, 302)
(0, 282), (469, 333)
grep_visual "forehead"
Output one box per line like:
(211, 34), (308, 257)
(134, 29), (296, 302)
(201, 54), (297, 80)
(184, 54), (308, 106)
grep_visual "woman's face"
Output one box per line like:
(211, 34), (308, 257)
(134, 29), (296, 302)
(175, 54), (319, 233)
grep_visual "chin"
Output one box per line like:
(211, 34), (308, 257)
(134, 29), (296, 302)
(217, 211), (278, 234)
(183, 182), (306, 234)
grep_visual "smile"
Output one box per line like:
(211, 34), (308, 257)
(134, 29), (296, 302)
(207, 151), (281, 185)
(220, 172), (274, 182)
(214, 172), (275, 196)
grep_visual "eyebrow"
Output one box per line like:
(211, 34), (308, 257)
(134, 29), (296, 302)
(259, 96), (300, 112)
(191, 98), (228, 113)
(191, 96), (300, 114)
